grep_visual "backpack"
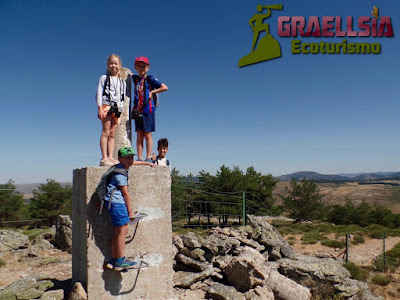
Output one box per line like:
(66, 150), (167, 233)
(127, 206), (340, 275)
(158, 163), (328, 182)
(94, 165), (128, 216)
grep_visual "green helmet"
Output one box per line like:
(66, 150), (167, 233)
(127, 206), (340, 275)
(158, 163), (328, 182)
(118, 146), (136, 157)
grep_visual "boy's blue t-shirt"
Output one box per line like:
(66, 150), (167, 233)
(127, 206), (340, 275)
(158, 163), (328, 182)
(132, 75), (163, 114)
(104, 163), (128, 204)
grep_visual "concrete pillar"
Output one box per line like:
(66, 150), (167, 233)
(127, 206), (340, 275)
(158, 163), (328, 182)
(72, 166), (174, 299)
(113, 67), (132, 160)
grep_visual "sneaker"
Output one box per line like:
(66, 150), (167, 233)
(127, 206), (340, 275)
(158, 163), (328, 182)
(113, 257), (137, 271)
(145, 158), (153, 163)
(100, 158), (113, 166)
(136, 158), (143, 162)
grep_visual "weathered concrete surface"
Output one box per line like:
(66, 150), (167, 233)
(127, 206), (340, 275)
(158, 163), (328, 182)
(112, 67), (132, 160)
(72, 166), (173, 299)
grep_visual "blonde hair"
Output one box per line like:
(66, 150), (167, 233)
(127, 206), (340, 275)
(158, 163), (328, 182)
(107, 54), (123, 78)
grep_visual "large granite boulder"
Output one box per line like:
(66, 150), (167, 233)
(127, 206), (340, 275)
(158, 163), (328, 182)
(0, 229), (30, 252)
(278, 255), (384, 299)
(278, 255), (351, 282)
(264, 267), (311, 300)
(0, 275), (63, 300)
(247, 215), (296, 259)
(225, 257), (267, 292)
(54, 215), (72, 253)
(175, 253), (213, 272)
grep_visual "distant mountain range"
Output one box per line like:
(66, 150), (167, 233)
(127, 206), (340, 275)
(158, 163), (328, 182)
(278, 171), (400, 181)
(15, 182), (71, 196)
(13, 172), (400, 195)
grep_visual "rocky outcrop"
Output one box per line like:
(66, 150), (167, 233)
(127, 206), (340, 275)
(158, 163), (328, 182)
(247, 215), (296, 259)
(0, 229), (30, 252)
(0, 275), (63, 300)
(54, 215), (72, 253)
(172, 215), (382, 300)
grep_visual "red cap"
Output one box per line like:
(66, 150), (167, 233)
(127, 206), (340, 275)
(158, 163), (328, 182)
(135, 56), (149, 66)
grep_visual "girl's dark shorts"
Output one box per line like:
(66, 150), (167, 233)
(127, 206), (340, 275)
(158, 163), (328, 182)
(135, 112), (155, 133)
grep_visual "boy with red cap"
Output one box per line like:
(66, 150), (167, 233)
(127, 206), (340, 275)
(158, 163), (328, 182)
(131, 56), (168, 162)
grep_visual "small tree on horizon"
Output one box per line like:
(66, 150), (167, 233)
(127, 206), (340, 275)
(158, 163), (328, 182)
(0, 179), (25, 223)
(29, 179), (72, 225)
(281, 178), (325, 221)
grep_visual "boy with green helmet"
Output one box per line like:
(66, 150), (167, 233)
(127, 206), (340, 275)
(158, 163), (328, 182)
(104, 146), (153, 270)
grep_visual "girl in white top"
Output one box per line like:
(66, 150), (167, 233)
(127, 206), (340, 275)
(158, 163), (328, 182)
(96, 54), (126, 166)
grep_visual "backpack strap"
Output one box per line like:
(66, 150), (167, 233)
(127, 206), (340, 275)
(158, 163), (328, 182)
(166, 160), (170, 166)
(99, 166), (128, 214)
(138, 77), (150, 111)
(126, 73), (132, 98)
(102, 72), (111, 97)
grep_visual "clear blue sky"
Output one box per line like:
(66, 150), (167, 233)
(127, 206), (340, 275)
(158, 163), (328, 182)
(1, 0), (399, 184)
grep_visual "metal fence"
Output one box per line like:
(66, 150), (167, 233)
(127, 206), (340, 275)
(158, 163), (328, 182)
(0, 219), (48, 228)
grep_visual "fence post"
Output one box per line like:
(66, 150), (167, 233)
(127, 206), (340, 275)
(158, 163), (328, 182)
(383, 231), (386, 273)
(242, 192), (246, 226)
(346, 233), (349, 264)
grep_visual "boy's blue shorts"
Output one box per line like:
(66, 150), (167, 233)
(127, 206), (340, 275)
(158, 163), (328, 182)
(135, 112), (155, 133)
(105, 201), (130, 227)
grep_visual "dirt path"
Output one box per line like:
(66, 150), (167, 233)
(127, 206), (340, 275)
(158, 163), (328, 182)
(0, 249), (72, 290)
(291, 236), (400, 266)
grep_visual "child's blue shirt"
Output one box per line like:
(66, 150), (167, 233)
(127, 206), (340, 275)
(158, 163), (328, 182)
(132, 75), (163, 114)
(104, 163), (128, 204)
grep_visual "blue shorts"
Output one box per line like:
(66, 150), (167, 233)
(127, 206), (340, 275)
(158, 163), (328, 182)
(135, 112), (155, 133)
(105, 201), (130, 227)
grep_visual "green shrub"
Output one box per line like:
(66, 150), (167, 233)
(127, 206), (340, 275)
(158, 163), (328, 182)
(0, 258), (6, 267)
(301, 232), (329, 242)
(387, 228), (400, 237)
(374, 242), (400, 272)
(321, 239), (346, 248)
(288, 240), (295, 246)
(287, 235), (296, 240)
(371, 275), (391, 286)
(312, 222), (337, 233)
(344, 262), (368, 281)
(386, 242), (400, 258)
(351, 235), (365, 245)
(302, 240), (317, 245)
(336, 224), (362, 234)
(21, 228), (48, 241)
(368, 230), (384, 239)
(278, 226), (297, 235)
(270, 220), (293, 227)
(374, 255), (399, 272)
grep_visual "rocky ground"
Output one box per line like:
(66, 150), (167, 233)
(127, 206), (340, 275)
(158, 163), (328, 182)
(1, 216), (400, 299)
(0, 248), (72, 290)
(290, 234), (400, 266)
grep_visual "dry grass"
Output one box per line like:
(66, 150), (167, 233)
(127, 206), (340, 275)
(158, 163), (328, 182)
(274, 180), (400, 213)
